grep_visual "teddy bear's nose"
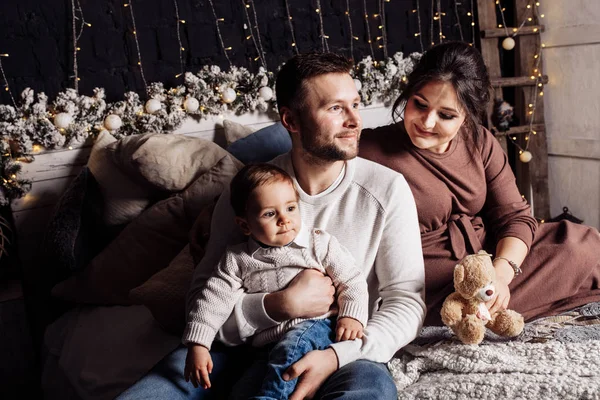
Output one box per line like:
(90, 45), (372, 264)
(486, 290), (494, 296)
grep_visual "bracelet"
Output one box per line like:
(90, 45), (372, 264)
(493, 257), (522, 276)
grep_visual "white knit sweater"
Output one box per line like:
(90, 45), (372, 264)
(186, 153), (426, 368)
(183, 226), (368, 349)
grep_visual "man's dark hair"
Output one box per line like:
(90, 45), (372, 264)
(230, 163), (296, 217)
(276, 52), (353, 113)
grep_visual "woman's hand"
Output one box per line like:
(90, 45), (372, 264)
(265, 269), (335, 321)
(486, 259), (514, 315)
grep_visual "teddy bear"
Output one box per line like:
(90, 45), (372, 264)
(441, 250), (525, 344)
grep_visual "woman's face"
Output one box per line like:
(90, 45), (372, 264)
(403, 80), (467, 154)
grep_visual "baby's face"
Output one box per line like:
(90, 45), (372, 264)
(244, 180), (301, 247)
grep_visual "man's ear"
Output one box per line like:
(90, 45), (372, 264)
(280, 106), (298, 133)
(235, 216), (252, 236)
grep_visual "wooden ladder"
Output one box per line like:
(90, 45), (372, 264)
(476, 0), (550, 220)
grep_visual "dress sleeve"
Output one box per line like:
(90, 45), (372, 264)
(480, 127), (538, 248)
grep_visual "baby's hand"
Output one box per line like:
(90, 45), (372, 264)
(184, 344), (213, 389)
(335, 317), (364, 342)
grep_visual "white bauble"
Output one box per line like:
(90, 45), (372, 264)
(258, 86), (273, 101)
(104, 114), (123, 131)
(54, 113), (72, 129)
(353, 79), (362, 92)
(183, 97), (200, 112)
(502, 37), (516, 51)
(145, 98), (162, 114)
(519, 150), (533, 163)
(221, 88), (237, 104)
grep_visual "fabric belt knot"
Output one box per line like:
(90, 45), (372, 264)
(447, 214), (483, 260)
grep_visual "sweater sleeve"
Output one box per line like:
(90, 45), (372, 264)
(320, 233), (369, 327)
(185, 187), (279, 347)
(329, 175), (426, 367)
(183, 250), (245, 348)
(480, 127), (538, 249)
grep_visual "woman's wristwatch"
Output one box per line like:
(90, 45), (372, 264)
(493, 257), (522, 276)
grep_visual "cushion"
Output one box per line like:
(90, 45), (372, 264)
(51, 195), (190, 305)
(112, 133), (233, 192)
(226, 122), (292, 164)
(87, 130), (151, 226)
(222, 119), (256, 146)
(129, 245), (195, 335)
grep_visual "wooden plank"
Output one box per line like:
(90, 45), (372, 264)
(18, 147), (91, 182)
(515, 0), (550, 220)
(481, 25), (544, 38)
(547, 137), (600, 161)
(491, 75), (549, 87)
(494, 123), (545, 137)
(10, 176), (75, 212)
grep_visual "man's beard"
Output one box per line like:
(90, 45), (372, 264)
(301, 132), (359, 162)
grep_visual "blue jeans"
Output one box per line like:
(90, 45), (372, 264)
(249, 319), (335, 399)
(117, 328), (397, 400)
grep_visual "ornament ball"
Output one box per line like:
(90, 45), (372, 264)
(104, 114), (123, 131)
(502, 37), (516, 51)
(258, 86), (273, 101)
(519, 150), (533, 163)
(54, 113), (72, 129)
(145, 99), (162, 114)
(221, 88), (237, 104)
(353, 79), (362, 92)
(184, 97), (200, 112)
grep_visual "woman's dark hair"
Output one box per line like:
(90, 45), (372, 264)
(276, 52), (353, 113)
(392, 41), (492, 149)
(230, 163), (296, 217)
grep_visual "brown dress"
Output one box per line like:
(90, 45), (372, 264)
(359, 123), (600, 325)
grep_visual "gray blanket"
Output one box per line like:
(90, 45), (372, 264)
(389, 306), (600, 400)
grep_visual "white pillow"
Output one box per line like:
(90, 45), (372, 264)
(222, 119), (256, 146)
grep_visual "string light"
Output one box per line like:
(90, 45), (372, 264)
(363, 0), (375, 59)
(126, 1), (148, 92)
(436, 0), (443, 43)
(173, 0), (185, 79)
(241, 0), (267, 68)
(345, 0), (355, 60)
(0, 54), (16, 108)
(284, 0), (299, 54)
(70, 0), (90, 93)
(315, 0), (329, 52)
(207, 0), (232, 68)
(469, 0), (475, 45)
(429, 0), (434, 46)
(412, 2), (424, 52)
(452, 0), (464, 42)
(378, 0), (388, 58)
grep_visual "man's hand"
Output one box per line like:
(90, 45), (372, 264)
(184, 344), (213, 389)
(335, 317), (364, 342)
(283, 348), (338, 400)
(265, 269), (335, 321)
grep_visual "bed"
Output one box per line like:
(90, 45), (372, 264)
(16, 106), (600, 399)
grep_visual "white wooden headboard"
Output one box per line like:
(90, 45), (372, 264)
(11, 103), (393, 268)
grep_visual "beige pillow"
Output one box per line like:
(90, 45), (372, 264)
(51, 195), (190, 305)
(112, 133), (233, 192)
(87, 131), (151, 226)
(223, 119), (256, 146)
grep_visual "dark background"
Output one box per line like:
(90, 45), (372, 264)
(0, 0), (477, 104)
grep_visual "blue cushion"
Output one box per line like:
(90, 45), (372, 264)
(226, 122), (292, 164)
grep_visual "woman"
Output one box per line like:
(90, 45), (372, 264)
(360, 41), (600, 325)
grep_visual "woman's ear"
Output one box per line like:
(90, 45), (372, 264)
(280, 106), (298, 133)
(235, 216), (252, 236)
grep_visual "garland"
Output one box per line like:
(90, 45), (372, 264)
(0, 51), (420, 205)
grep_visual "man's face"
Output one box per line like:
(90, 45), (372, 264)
(290, 73), (363, 162)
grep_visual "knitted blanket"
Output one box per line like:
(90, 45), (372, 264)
(389, 304), (600, 400)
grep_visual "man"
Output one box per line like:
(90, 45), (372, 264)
(119, 53), (425, 399)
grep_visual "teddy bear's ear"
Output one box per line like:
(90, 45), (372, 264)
(454, 264), (465, 284)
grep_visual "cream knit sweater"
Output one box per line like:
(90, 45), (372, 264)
(186, 153), (426, 368)
(183, 226), (368, 349)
